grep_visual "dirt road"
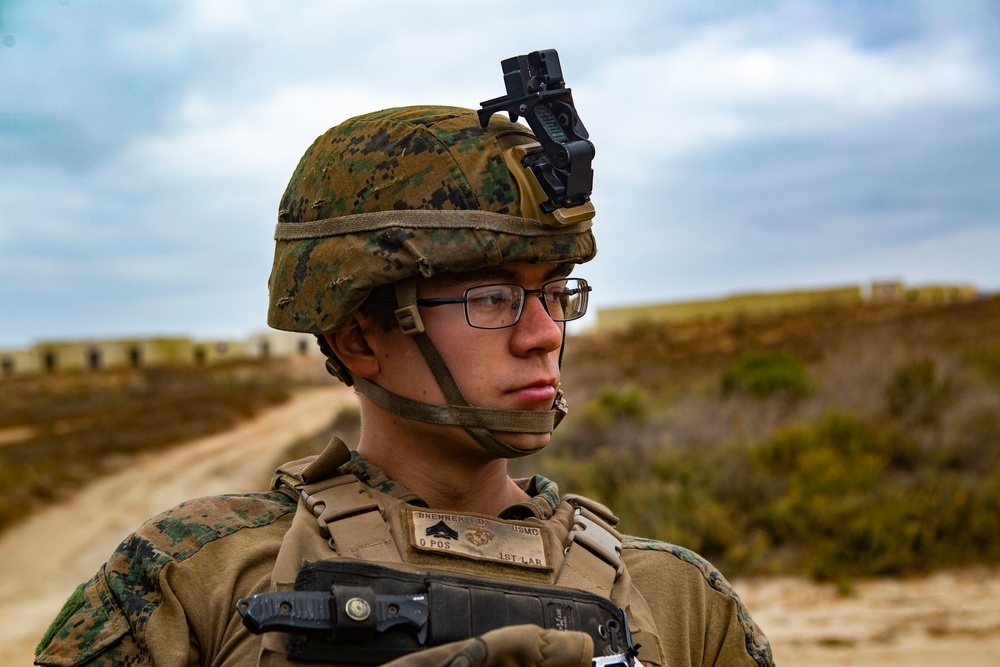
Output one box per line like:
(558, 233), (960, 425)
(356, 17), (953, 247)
(735, 570), (1000, 666)
(3, 383), (998, 666)
(0, 385), (354, 667)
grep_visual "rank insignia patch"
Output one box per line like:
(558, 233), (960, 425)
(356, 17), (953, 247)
(407, 508), (550, 571)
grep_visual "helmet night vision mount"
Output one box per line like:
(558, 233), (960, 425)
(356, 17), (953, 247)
(479, 49), (596, 226)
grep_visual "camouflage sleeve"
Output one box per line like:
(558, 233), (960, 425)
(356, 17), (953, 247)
(35, 506), (208, 667)
(621, 537), (774, 667)
(34, 560), (150, 666)
(35, 492), (296, 666)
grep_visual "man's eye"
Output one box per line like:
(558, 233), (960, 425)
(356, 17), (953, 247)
(470, 289), (512, 309)
(544, 289), (567, 303)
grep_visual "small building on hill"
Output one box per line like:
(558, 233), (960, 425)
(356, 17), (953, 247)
(1, 348), (41, 377)
(906, 284), (978, 305)
(870, 279), (906, 303)
(190, 339), (249, 366)
(29, 338), (195, 373)
(0, 329), (325, 379)
(247, 330), (319, 359)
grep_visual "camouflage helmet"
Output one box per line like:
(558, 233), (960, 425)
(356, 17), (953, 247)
(267, 105), (596, 335)
(267, 105), (597, 459)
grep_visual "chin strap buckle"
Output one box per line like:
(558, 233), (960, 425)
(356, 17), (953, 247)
(394, 304), (425, 336)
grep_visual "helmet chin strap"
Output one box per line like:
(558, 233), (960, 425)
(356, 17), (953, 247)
(328, 278), (568, 459)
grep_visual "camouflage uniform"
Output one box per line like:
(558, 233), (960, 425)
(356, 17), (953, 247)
(36, 105), (773, 666)
(35, 445), (772, 666)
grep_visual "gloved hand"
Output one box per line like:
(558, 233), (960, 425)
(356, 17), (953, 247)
(381, 624), (594, 667)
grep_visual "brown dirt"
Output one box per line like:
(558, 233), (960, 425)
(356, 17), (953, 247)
(0, 425), (36, 446)
(734, 571), (1000, 666)
(0, 385), (355, 666)
(2, 383), (997, 666)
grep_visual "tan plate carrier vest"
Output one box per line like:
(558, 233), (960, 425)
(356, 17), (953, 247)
(260, 439), (665, 667)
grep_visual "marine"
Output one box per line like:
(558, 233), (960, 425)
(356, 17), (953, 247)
(35, 51), (773, 667)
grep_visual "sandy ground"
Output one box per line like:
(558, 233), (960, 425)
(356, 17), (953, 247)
(734, 570), (1000, 666)
(2, 383), (998, 666)
(0, 385), (355, 667)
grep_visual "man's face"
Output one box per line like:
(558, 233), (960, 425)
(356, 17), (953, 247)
(363, 261), (572, 454)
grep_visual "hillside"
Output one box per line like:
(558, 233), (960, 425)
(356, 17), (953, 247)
(513, 294), (1000, 581)
(2, 298), (999, 665)
(0, 361), (306, 533)
(4, 295), (999, 583)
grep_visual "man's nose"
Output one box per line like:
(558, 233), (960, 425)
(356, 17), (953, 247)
(511, 292), (563, 353)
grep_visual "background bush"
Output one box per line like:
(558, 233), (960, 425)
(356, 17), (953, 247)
(512, 295), (1000, 582)
(721, 351), (810, 398)
(10, 295), (1000, 585)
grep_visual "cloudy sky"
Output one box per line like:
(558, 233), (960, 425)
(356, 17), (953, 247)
(1, 0), (998, 347)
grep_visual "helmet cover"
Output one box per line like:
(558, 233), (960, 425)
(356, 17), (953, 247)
(267, 106), (597, 334)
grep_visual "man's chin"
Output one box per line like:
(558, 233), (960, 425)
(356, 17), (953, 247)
(494, 431), (551, 456)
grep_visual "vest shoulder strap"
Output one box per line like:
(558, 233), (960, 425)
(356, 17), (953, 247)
(271, 438), (402, 563)
(270, 437), (353, 499)
(553, 494), (624, 595)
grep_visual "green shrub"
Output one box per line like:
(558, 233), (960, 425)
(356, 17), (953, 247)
(580, 386), (648, 429)
(967, 341), (1000, 382)
(885, 358), (951, 424)
(537, 445), (750, 562)
(549, 386), (652, 457)
(721, 351), (809, 398)
(752, 410), (1000, 580)
(549, 296), (1000, 581)
(539, 405), (1000, 582)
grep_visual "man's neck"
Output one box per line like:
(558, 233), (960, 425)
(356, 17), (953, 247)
(356, 407), (531, 516)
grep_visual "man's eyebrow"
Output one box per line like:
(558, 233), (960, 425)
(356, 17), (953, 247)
(543, 262), (574, 281)
(438, 268), (517, 286)
(437, 262), (575, 287)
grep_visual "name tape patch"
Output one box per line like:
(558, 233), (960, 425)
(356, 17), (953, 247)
(407, 509), (550, 571)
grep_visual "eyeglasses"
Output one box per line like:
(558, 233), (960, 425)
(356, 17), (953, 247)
(416, 278), (592, 330)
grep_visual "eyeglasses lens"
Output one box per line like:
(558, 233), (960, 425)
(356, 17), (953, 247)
(464, 279), (588, 329)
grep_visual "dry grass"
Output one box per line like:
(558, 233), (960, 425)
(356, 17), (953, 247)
(513, 294), (1000, 582)
(0, 361), (296, 533)
(7, 295), (1000, 582)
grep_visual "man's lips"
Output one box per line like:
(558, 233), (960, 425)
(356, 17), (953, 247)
(507, 380), (558, 403)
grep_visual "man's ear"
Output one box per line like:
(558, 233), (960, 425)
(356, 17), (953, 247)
(324, 317), (380, 378)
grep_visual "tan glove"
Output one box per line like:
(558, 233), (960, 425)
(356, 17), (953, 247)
(381, 624), (594, 667)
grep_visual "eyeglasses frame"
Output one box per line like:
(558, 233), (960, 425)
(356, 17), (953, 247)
(414, 278), (592, 330)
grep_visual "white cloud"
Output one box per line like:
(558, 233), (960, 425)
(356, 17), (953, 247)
(2, 0), (999, 345)
(587, 28), (998, 170)
(119, 83), (398, 185)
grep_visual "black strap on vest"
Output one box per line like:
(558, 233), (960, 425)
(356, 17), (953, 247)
(238, 560), (641, 666)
